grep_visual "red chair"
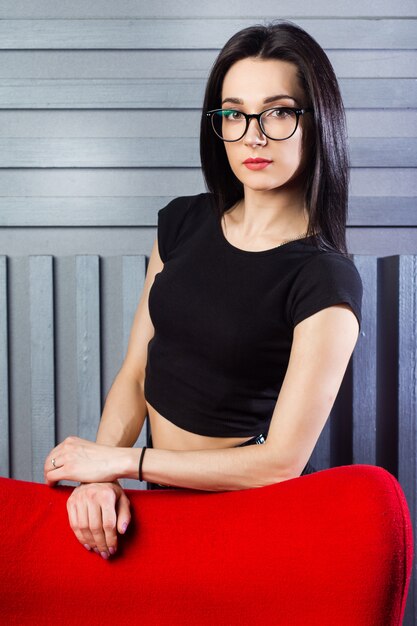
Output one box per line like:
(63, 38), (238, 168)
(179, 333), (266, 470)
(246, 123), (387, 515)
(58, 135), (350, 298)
(0, 464), (413, 625)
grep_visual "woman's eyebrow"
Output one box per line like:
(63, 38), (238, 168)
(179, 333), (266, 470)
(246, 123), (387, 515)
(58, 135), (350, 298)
(221, 94), (300, 106)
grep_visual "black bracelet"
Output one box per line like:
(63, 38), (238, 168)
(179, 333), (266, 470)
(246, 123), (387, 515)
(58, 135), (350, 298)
(138, 446), (147, 482)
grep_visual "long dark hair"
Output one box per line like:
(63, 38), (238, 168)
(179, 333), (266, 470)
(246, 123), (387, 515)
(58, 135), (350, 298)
(199, 20), (350, 256)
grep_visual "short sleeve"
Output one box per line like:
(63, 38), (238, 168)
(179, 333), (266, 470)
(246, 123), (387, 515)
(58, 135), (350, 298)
(287, 252), (363, 331)
(157, 195), (197, 263)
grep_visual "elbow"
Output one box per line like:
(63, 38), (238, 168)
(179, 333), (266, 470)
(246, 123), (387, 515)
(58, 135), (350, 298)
(253, 471), (292, 489)
(269, 466), (296, 486)
(253, 456), (295, 489)
(257, 444), (305, 487)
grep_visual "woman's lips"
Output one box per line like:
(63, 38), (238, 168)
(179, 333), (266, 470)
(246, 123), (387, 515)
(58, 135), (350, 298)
(243, 161), (272, 170)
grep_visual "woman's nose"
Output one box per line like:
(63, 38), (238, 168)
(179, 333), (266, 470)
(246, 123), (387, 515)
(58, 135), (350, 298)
(244, 117), (267, 144)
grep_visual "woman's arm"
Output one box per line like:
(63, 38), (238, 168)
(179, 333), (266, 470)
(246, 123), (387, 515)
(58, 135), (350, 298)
(94, 368), (147, 449)
(120, 444), (289, 491)
(45, 436), (287, 490)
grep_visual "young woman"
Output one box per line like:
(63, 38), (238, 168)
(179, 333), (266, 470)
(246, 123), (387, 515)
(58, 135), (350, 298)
(44, 20), (363, 560)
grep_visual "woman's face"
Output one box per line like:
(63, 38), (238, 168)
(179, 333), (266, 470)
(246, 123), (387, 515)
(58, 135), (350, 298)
(220, 57), (312, 194)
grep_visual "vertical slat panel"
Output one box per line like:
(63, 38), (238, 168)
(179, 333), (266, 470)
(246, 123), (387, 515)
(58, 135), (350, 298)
(330, 334), (354, 468)
(29, 255), (55, 483)
(310, 418), (330, 471)
(310, 406), (330, 471)
(398, 255), (417, 622)
(352, 254), (378, 464)
(377, 256), (400, 475)
(76, 255), (101, 441)
(120, 254), (147, 491)
(0, 256), (9, 477)
(7, 257), (32, 481)
(122, 255), (146, 359)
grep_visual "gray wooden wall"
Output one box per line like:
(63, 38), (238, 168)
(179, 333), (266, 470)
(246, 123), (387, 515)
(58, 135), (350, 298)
(0, 2), (416, 623)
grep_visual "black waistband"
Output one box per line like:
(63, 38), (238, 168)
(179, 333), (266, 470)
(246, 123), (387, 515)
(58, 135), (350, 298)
(236, 433), (266, 446)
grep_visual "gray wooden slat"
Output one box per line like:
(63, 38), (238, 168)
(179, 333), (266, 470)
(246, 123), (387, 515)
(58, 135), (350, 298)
(347, 110), (417, 138)
(120, 254), (148, 491)
(352, 169), (417, 195)
(7, 257), (32, 481)
(0, 137), (415, 168)
(0, 19), (415, 49)
(309, 412), (330, 472)
(122, 255), (146, 360)
(0, 137), (198, 166)
(349, 138), (417, 167)
(1, 0), (416, 19)
(398, 255), (417, 625)
(29, 255), (55, 483)
(0, 256), (9, 478)
(0, 196), (415, 227)
(0, 78), (415, 109)
(0, 109), (416, 139)
(0, 197), (163, 226)
(351, 255), (378, 465)
(0, 168), (205, 197)
(376, 257), (400, 477)
(0, 167), (415, 197)
(330, 370), (353, 468)
(76, 255), (101, 441)
(348, 197), (417, 226)
(1, 50), (415, 79)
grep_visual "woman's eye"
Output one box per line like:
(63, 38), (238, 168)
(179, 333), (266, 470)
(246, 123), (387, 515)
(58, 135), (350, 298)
(271, 108), (290, 117)
(223, 110), (243, 120)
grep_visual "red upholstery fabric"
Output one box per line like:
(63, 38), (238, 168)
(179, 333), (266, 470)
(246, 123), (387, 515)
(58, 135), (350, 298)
(0, 464), (413, 625)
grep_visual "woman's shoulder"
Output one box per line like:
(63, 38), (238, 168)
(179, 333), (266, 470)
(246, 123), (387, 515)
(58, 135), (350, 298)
(158, 192), (212, 222)
(293, 249), (363, 302)
(287, 249), (364, 330)
(156, 193), (212, 262)
(306, 248), (361, 277)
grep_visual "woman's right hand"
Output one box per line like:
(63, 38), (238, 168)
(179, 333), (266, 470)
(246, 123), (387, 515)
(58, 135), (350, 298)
(66, 480), (131, 559)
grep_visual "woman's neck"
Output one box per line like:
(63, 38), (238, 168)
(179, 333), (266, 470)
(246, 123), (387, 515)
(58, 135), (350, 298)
(226, 195), (310, 241)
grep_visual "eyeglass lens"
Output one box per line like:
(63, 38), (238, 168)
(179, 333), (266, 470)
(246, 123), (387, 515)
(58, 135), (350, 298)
(211, 108), (298, 141)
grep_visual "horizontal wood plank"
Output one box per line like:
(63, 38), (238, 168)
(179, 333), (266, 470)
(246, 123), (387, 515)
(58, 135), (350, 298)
(0, 78), (415, 109)
(0, 137), (414, 168)
(0, 19), (415, 50)
(0, 50), (415, 79)
(0, 167), (414, 196)
(0, 196), (415, 226)
(0, 109), (415, 139)
(1, 0), (416, 19)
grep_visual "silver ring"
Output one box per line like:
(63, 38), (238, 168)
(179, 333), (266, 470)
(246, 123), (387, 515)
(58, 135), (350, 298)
(51, 458), (56, 468)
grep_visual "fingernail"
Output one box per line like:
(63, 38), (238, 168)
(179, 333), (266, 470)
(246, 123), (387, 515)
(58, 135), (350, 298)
(109, 546), (116, 555)
(83, 544), (91, 551)
(93, 547), (100, 554)
(101, 551), (109, 560)
(122, 522), (128, 533)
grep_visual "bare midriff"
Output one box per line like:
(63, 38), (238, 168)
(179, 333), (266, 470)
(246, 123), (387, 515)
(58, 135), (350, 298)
(146, 399), (254, 450)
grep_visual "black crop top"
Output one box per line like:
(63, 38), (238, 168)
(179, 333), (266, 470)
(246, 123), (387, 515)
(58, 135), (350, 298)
(144, 192), (363, 438)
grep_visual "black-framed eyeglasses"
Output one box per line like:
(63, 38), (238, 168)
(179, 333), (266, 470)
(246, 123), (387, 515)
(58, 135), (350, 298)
(206, 106), (314, 142)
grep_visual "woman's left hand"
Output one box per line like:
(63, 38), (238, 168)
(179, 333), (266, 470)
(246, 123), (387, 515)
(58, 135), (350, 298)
(44, 436), (122, 486)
